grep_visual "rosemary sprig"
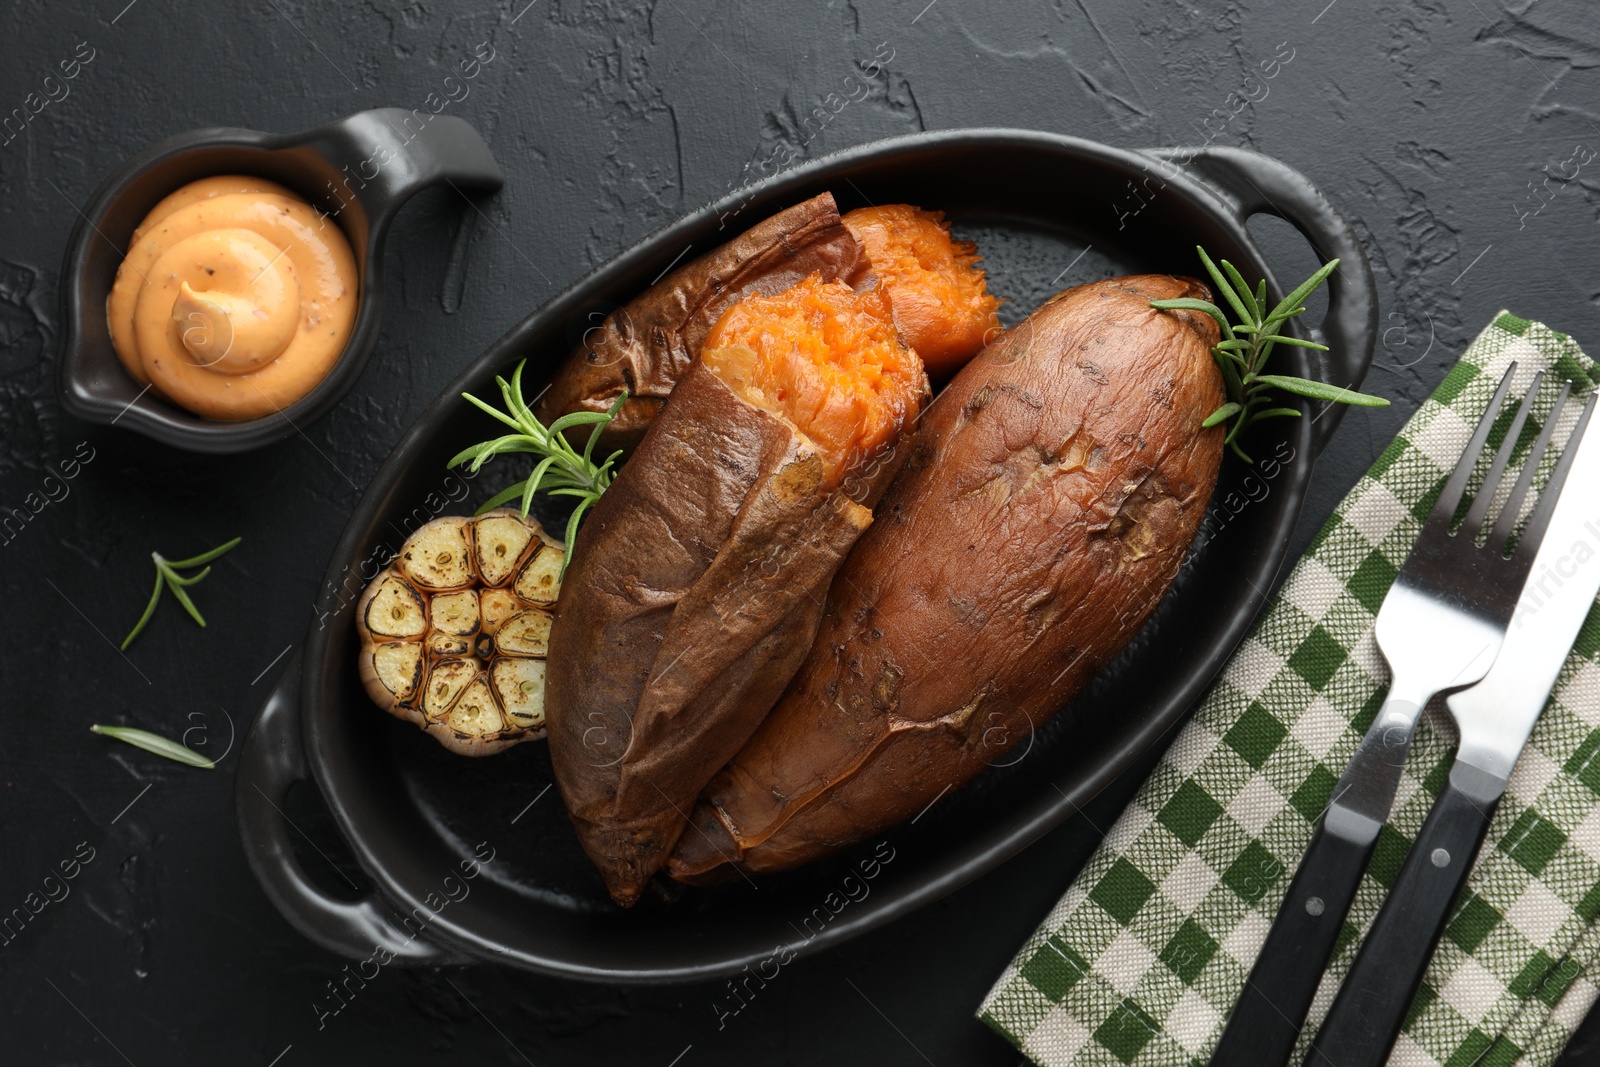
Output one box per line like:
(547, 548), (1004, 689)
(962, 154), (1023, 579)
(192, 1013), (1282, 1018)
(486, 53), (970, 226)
(120, 536), (242, 650)
(447, 359), (626, 572)
(90, 724), (215, 769)
(1150, 246), (1388, 463)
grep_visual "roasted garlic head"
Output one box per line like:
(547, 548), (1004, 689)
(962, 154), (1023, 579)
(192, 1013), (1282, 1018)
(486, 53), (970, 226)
(355, 510), (563, 756)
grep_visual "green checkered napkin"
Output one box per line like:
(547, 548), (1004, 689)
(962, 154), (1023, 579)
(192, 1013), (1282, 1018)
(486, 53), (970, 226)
(980, 313), (1600, 1067)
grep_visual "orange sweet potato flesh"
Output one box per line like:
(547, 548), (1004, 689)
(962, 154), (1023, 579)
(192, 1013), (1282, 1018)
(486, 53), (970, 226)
(532, 192), (862, 454)
(667, 275), (1225, 882)
(842, 205), (1001, 377)
(546, 282), (929, 907)
(701, 275), (923, 487)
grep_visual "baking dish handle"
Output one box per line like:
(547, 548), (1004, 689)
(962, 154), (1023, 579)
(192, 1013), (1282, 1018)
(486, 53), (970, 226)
(304, 107), (504, 229)
(1141, 146), (1379, 460)
(236, 651), (466, 965)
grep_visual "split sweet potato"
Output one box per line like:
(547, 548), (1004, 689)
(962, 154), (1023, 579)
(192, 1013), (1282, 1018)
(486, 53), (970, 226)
(532, 196), (1002, 452)
(668, 275), (1226, 881)
(531, 192), (862, 454)
(545, 275), (929, 906)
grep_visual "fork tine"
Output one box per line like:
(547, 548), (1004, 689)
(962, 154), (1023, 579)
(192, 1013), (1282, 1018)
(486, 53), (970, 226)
(1488, 382), (1569, 553)
(1507, 394), (1598, 562)
(1461, 371), (1545, 536)
(1427, 364), (1518, 534)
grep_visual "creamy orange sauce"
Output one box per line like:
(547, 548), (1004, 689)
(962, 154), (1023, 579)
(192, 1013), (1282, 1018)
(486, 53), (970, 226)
(107, 176), (358, 421)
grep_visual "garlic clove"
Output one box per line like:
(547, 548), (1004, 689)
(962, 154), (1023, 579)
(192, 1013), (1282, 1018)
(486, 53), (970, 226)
(514, 543), (564, 607)
(492, 657), (547, 730)
(398, 518), (474, 590)
(474, 514), (536, 587)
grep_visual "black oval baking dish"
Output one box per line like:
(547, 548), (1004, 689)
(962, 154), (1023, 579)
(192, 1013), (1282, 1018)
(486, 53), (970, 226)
(55, 107), (503, 453)
(237, 129), (1378, 981)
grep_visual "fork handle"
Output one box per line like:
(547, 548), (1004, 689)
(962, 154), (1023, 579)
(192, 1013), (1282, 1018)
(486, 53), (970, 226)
(1208, 815), (1377, 1067)
(1304, 762), (1505, 1067)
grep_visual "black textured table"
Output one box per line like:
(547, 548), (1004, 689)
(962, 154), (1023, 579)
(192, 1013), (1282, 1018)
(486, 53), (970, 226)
(5, 0), (1600, 1063)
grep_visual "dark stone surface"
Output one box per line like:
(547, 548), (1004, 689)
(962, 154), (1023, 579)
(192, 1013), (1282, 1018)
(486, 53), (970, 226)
(3, 0), (1599, 1062)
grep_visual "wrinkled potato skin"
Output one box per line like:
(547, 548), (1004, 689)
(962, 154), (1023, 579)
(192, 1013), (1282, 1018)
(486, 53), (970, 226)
(669, 275), (1226, 880)
(532, 193), (861, 454)
(545, 358), (919, 906)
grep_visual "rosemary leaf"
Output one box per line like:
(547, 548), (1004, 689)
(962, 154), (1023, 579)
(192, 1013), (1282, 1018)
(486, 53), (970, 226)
(163, 571), (207, 627)
(1148, 297), (1234, 341)
(1259, 334), (1330, 350)
(519, 466), (540, 517)
(164, 536), (241, 570)
(1267, 258), (1340, 323)
(1199, 247), (1254, 326)
(583, 399), (626, 466)
(475, 478), (532, 515)
(508, 361), (539, 427)
(495, 373), (528, 427)
(447, 434), (526, 469)
(547, 410), (617, 434)
(464, 390), (523, 431)
(90, 724), (215, 769)
(1221, 260), (1261, 320)
(563, 499), (591, 575)
(165, 565), (212, 587)
(1203, 402), (1242, 428)
(120, 569), (165, 650)
(1254, 374), (1393, 406)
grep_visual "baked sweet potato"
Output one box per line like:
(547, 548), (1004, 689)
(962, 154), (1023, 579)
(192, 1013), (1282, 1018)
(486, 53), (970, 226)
(532, 192), (862, 454)
(668, 274), (1226, 880)
(546, 276), (929, 906)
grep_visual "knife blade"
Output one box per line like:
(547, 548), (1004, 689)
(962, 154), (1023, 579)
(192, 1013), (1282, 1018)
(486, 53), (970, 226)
(1306, 393), (1600, 1067)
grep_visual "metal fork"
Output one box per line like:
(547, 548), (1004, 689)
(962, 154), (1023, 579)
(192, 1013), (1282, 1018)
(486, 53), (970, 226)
(1210, 364), (1580, 1067)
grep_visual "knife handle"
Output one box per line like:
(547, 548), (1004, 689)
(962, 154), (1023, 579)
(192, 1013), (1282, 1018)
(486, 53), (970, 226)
(1208, 818), (1376, 1067)
(1304, 761), (1505, 1067)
